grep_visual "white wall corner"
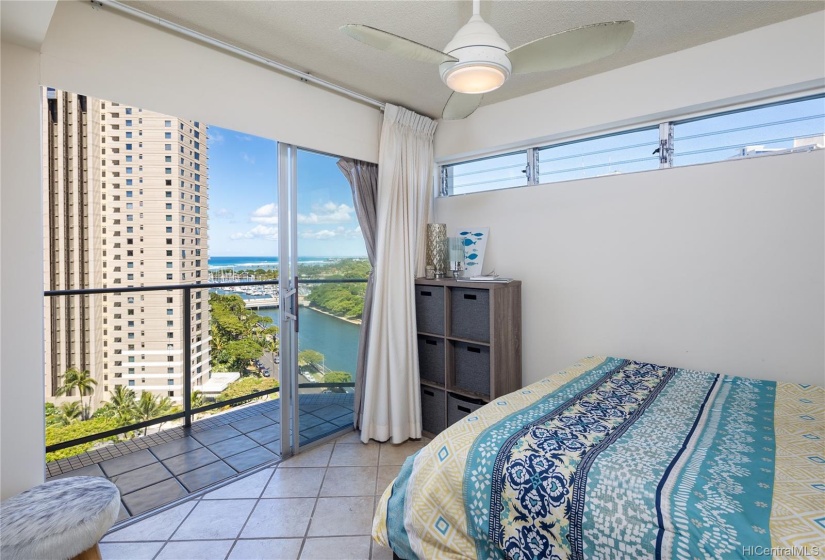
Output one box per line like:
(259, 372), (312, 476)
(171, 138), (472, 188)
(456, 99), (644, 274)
(1, 41), (46, 498)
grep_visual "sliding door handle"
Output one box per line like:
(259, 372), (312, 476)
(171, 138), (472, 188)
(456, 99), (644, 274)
(294, 276), (299, 333)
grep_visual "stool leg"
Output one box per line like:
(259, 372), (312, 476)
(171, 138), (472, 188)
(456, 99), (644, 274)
(71, 543), (102, 560)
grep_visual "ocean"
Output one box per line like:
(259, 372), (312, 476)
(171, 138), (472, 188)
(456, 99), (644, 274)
(208, 256), (352, 270)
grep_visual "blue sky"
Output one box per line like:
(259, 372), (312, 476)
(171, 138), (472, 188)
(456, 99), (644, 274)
(207, 126), (367, 257)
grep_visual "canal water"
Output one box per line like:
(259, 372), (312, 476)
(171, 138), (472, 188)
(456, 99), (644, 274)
(256, 306), (361, 376)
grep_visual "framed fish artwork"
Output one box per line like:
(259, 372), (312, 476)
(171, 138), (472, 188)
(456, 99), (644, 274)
(455, 227), (489, 276)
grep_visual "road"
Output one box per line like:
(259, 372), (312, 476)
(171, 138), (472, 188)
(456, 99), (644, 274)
(259, 351), (323, 393)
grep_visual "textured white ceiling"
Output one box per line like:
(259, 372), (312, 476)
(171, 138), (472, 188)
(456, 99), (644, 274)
(123, 0), (823, 119)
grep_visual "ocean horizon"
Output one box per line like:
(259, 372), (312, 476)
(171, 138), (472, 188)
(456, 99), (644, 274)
(208, 256), (365, 269)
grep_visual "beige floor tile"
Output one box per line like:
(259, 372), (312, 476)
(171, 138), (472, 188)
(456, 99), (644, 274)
(103, 500), (196, 542)
(334, 430), (363, 444)
(308, 496), (375, 537)
(156, 540), (234, 560)
(377, 439), (428, 466)
(376, 465), (400, 496)
(228, 538), (303, 560)
(203, 468), (274, 500)
(262, 467), (326, 498)
(300, 536), (372, 560)
(241, 498), (316, 538)
(98, 542), (165, 560)
(371, 541), (395, 560)
(320, 466), (377, 497)
(279, 444), (333, 468)
(171, 499), (256, 540)
(329, 442), (380, 467)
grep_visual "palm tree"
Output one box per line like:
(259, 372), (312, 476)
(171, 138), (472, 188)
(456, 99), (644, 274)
(57, 401), (83, 425)
(56, 368), (97, 420)
(107, 385), (137, 426)
(135, 392), (175, 436)
(191, 390), (205, 410)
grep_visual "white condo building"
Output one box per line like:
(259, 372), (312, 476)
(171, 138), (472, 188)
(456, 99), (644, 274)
(43, 88), (210, 408)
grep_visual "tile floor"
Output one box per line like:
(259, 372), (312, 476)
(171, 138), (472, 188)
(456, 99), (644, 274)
(48, 393), (355, 521)
(99, 430), (428, 560)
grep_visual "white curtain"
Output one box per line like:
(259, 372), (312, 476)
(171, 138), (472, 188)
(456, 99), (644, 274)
(360, 104), (437, 444)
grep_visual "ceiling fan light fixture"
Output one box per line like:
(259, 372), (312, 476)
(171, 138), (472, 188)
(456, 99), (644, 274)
(444, 63), (508, 94)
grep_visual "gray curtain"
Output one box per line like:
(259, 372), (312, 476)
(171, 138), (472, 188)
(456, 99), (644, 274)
(337, 158), (378, 430)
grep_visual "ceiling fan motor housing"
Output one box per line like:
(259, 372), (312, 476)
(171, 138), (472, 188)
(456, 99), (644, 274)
(439, 15), (512, 94)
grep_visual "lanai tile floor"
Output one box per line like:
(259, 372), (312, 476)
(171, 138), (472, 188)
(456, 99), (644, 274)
(47, 393), (356, 521)
(99, 430), (430, 560)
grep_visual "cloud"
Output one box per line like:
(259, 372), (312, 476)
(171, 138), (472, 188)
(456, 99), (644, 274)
(210, 130), (225, 144)
(250, 203), (278, 225)
(230, 224), (278, 241)
(235, 134), (254, 142)
(300, 226), (362, 240)
(242, 153), (255, 165)
(298, 202), (354, 224)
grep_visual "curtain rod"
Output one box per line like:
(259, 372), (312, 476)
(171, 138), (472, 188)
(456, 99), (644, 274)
(93, 0), (386, 111)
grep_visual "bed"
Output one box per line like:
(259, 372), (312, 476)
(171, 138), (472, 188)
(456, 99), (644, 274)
(373, 356), (824, 559)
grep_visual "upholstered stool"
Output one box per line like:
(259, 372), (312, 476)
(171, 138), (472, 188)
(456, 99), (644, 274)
(1, 476), (120, 560)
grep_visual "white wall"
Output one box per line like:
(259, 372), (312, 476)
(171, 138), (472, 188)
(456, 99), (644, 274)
(434, 13), (825, 386)
(41, 0), (381, 163)
(436, 153), (824, 386)
(1, 41), (46, 498)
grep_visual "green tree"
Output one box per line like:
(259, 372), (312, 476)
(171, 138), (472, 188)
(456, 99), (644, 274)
(134, 392), (175, 436)
(106, 385), (137, 425)
(191, 390), (205, 409)
(190, 390), (206, 420)
(45, 417), (120, 462)
(56, 368), (98, 420)
(45, 403), (62, 427)
(225, 338), (265, 373)
(209, 293), (279, 372)
(56, 401), (84, 425)
(305, 282), (366, 319)
(218, 377), (278, 403)
(323, 371), (352, 384)
(298, 349), (325, 369)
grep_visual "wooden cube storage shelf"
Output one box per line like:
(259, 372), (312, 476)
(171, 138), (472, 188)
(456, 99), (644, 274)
(414, 278), (522, 437)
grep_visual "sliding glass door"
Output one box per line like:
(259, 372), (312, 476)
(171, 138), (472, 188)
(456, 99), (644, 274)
(278, 146), (369, 456)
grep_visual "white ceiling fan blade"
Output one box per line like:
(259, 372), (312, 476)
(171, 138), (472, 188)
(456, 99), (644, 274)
(443, 92), (483, 120)
(340, 24), (458, 65)
(507, 21), (634, 75)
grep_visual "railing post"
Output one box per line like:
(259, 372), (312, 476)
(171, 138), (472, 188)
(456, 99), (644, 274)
(183, 287), (192, 428)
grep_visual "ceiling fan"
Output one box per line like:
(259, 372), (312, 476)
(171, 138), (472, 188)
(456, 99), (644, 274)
(340, 0), (634, 120)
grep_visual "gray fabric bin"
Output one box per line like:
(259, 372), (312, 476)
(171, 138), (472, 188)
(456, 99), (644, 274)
(418, 335), (445, 385)
(450, 288), (490, 342)
(453, 341), (491, 397)
(415, 286), (444, 335)
(447, 393), (485, 426)
(421, 385), (445, 435)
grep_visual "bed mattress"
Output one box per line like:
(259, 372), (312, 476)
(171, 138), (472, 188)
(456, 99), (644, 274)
(373, 356), (824, 559)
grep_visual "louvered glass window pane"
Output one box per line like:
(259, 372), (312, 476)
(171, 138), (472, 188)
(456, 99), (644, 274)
(446, 151), (528, 195)
(673, 95), (825, 166)
(537, 127), (660, 184)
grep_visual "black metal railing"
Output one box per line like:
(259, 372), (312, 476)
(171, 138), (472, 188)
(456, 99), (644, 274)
(44, 277), (366, 453)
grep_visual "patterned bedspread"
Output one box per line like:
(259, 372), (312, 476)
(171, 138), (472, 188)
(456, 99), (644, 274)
(373, 357), (824, 559)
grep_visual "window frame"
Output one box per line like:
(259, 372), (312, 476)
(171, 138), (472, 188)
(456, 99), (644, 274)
(438, 92), (824, 197)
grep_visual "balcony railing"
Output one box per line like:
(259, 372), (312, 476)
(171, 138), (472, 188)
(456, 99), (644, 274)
(44, 277), (366, 454)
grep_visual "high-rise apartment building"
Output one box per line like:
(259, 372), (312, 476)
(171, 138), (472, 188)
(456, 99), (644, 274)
(43, 88), (210, 409)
